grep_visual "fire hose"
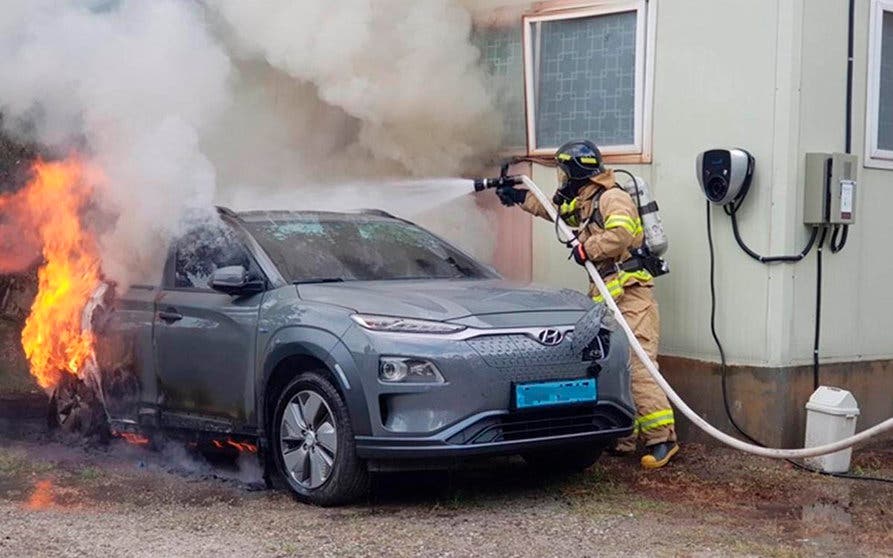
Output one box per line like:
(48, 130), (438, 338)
(479, 175), (893, 459)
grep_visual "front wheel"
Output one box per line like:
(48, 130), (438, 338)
(271, 372), (369, 506)
(47, 374), (108, 440)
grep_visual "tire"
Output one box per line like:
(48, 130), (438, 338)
(270, 371), (369, 506)
(523, 442), (605, 475)
(47, 374), (109, 441)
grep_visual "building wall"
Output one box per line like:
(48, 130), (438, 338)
(788, 0), (893, 366)
(471, 0), (786, 365)
(470, 0), (893, 368)
(468, 0), (893, 439)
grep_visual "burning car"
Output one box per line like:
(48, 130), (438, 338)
(50, 207), (635, 505)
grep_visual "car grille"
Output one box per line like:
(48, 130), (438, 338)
(466, 334), (578, 368)
(446, 404), (631, 445)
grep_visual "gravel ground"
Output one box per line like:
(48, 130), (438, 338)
(0, 422), (890, 558)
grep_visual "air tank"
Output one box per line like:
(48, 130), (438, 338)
(620, 175), (668, 256)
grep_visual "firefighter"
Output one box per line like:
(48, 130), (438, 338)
(495, 139), (679, 469)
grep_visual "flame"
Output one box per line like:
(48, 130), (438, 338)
(116, 431), (150, 447)
(0, 158), (102, 390)
(24, 479), (56, 510)
(212, 438), (258, 453)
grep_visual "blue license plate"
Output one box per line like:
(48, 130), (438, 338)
(514, 378), (597, 409)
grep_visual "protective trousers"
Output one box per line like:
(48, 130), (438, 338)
(613, 283), (676, 451)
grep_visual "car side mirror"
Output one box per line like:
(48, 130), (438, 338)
(208, 265), (265, 296)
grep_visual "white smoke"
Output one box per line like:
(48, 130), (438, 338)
(0, 0), (502, 285)
(211, 0), (501, 178)
(0, 0), (231, 284)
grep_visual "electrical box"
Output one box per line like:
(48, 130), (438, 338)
(804, 152), (858, 225)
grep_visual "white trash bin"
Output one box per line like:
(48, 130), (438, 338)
(804, 386), (860, 473)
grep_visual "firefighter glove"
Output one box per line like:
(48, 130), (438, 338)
(570, 243), (589, 266)
(496, 185), (527, 207)
(496, 186), (527, 207)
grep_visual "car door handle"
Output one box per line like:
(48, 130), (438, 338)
(158, 308), (183, 323)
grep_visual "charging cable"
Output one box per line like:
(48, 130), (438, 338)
(519, 175), (893, 459)
(724, 201), (819, 263)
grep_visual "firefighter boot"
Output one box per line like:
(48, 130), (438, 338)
(640, 441), (679, 469)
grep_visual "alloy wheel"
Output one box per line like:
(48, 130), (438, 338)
(279, 390), (338, 489)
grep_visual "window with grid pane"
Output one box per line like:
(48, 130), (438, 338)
(532, 11), (637, 149)
(474, 25), (526, 150)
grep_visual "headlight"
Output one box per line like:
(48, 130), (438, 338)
(379, 357), (445, 384)
(351, 314), (466, 334)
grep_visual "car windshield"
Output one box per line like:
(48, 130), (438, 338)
(242, 214), (496, 283)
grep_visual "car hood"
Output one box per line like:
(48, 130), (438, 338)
(296, 279), (592, 322)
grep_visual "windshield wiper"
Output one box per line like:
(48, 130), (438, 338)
(442, 255), (475, 277)
(293, 278), (346, 284)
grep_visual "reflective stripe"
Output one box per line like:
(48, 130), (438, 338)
(639, 410), (674, 423)
(640, 417), (675, 433)
(604, 214), (643, 236)
(560, 199), (579, 227)
(579, 156), (600, 164)
(591, 269), (654, 302)
(621, 269), (653, 283)
(636, 409), (675, 433)
(559, 198), (578, 215)
(592, 280), (625, 303)
(557, 153), (572, 161)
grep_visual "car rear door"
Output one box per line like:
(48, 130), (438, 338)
(153, 221), (266, 426)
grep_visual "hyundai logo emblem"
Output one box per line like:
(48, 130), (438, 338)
(537, 328), (564, 346)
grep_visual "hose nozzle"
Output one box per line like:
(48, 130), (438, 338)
(473, 175), (523, 192)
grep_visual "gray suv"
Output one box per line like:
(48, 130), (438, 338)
(74, 208), (634, 505)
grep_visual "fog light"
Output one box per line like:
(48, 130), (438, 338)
(379, 357), (445, 384)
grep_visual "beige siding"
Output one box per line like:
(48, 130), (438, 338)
(788, 0), (893, 365)
(469, 0), (892, 366)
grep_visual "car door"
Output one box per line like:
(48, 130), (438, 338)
(92, 283), (158, 422)
(154, 220), (266, 425)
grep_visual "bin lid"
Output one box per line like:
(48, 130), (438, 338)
(805, 386), (860, 416)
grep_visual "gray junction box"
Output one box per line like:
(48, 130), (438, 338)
(804, 153), (858, 226)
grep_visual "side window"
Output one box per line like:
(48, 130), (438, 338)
(522, 1), (653, 158)
(171, 223), (255, 289)
(867, 0), (893, 168)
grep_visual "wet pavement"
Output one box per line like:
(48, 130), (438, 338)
(0, 419), (891, 557)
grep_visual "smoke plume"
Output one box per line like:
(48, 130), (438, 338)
(0, 0), (501, 286)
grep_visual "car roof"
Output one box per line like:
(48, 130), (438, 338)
(218, 207), (398, 223)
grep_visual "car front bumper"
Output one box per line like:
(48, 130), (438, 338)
(337, 320), (635, 460)
(354, 400), (634, 459)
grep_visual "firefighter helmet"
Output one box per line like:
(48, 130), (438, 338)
(555, 140), (604, 183)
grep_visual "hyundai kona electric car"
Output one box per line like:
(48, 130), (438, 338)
(68, 207), (634, 505)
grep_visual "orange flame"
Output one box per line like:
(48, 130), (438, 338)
(24, 479), (56, 510)
(1, 158), (102, 390)
(212, 438), (258, 453)
(116, 431), (150, 447)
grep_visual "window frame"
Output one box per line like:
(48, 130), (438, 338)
(162, 220), (267, 293)
(866, 0), (893, 169)
(521, 0), (655, 162)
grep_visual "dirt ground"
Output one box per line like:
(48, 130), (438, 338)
(0, 419), (890, 558)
